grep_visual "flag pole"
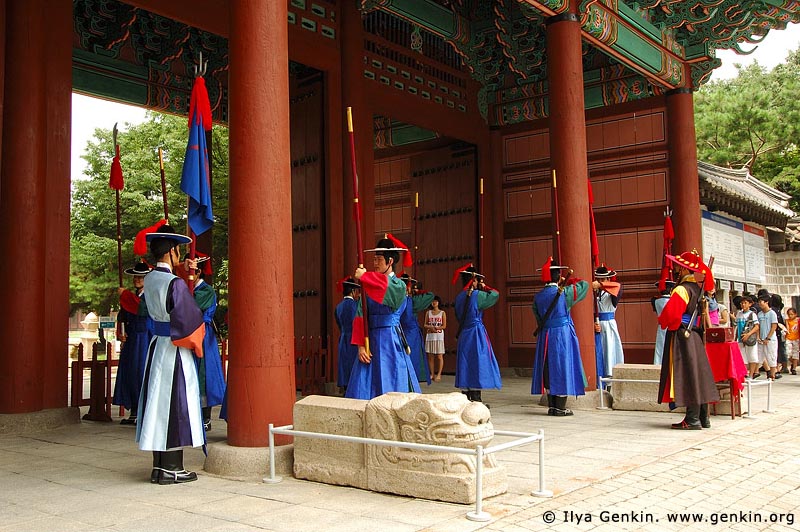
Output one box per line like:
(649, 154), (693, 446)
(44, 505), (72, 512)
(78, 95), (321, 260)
(158, 147), (169, 224)
(347, 106), (370, 355)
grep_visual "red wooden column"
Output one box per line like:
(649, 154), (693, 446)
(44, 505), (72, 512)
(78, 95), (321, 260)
(227, 0), (295, 446)
(545, 11), (596, 389)
(0, 0), (48, 412)
(43, 0), (73, 409)
(666, 87), (702, 254)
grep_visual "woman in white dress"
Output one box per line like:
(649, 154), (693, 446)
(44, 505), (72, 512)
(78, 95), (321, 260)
(424, 296), (446, 382)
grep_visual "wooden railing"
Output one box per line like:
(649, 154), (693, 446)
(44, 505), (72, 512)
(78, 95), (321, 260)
(295, 335), (333, 396)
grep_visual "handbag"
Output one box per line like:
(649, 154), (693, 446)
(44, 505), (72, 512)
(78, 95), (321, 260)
(742, 318), (757, 346)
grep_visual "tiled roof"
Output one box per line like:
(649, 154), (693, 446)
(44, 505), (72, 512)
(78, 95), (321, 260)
(698, 161), (795, 219)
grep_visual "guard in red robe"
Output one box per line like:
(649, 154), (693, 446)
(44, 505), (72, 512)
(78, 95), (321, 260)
(657, 250), (720, 430)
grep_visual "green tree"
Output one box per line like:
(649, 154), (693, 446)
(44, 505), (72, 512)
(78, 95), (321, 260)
(695, 47), (800, 211)
(70, 111), (229, 314)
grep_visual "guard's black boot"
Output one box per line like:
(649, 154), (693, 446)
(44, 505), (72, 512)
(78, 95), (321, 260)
(202, 406), (212, 431)
(699, 404), (711, 429)
(552, 395), (573, 416)
(547, 394), (556, 416)
(671, 405), (702, 430)
(158, 450), (198, 485)
(150, 451), (161, 484)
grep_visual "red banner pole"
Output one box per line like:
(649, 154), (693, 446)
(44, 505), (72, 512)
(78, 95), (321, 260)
(347, 107), (369, 354)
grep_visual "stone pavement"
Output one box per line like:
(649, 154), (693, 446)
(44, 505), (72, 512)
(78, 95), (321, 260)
(0, 374), (798, 532)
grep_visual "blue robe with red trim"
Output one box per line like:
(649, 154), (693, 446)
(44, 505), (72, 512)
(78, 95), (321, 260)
(531, 281), (589, 396)
(345, 272), (420, 400)
(335, 296), (359, 387)
(193, 281), (226, 408)
(112, 290), (151, 412)
(454, 288), (502, 390)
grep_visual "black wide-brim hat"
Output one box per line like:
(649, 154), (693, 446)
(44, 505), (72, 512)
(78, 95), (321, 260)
(342, 277), (360, 289)
(399, 273), (418, 284)
(124, 261), (152, 276)
(145, 224), (192, 246)
(594, 265), (616, 278)
(364, 237), (407, 253)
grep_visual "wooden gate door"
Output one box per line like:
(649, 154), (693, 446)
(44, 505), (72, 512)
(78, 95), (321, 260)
(374, 143), (478, 373)
(290, 70), (326, 344)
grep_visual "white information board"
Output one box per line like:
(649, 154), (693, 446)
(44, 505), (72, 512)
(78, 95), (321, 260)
(743, 224), (766, 284)
(701, 211), (745, 281)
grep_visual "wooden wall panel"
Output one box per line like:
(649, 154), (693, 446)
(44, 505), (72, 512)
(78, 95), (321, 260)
(374, 143), (478, 370)
(290, 74), (326, 341)
(499, 102), (671, 366)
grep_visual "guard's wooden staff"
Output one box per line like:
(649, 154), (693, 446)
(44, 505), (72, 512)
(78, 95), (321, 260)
(413, 192), (419, 279)
(552, 169), (562, 263)
(479, 177), (485, 270)
(347, 106), (370, 355)
(158, 147), (169, 224)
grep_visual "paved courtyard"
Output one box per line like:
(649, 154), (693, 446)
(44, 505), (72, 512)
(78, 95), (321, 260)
(0, 374), (798, 531)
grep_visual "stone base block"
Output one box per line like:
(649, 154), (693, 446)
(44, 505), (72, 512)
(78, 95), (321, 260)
(204, 441), (293, 480)
(293, 395), (368, 488)
(293, 393), (508, 504)
(0, 407), (80, 435)
(610, 364), (672, 412)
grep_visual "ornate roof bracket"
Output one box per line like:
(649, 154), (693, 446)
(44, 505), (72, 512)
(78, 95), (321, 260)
(576, 0), (686, 89)
(492, 64), (663, 126)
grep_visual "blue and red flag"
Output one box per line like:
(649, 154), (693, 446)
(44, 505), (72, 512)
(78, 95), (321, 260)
(180, 76), (214, 236)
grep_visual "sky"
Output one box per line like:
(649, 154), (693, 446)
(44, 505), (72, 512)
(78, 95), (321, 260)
(70, 23), (800, 180)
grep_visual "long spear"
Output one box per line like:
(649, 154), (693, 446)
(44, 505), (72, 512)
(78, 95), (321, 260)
(347, 106), (370, 355)
(552, 169), (562, 263)
(109, 123), (124, 288)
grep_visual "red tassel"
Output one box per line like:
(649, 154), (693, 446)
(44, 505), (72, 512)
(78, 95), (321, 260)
(452, 262), (472, 285)
(109, 145), (124, 190)
(386, 232), (413, 267)
(541, 256), (552, 283)
(189, 77), (213, 131)
(664, 216), (674, 240)
(133, 219), (168, 257)
(702, 264), (715, 292)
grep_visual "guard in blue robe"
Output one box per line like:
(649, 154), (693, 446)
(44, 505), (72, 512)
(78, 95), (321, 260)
(400, 274), (435, 384)
(453, 264), (502, 403)
(532, 258), (590, 416)
(335, 277), (361, 391)
(346, 236), (421, 400)
(191, 270), (226, 431)
(112, 261), (152, 425)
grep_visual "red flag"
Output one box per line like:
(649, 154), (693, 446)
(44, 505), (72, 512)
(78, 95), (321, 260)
(109, 145), (124, 190)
